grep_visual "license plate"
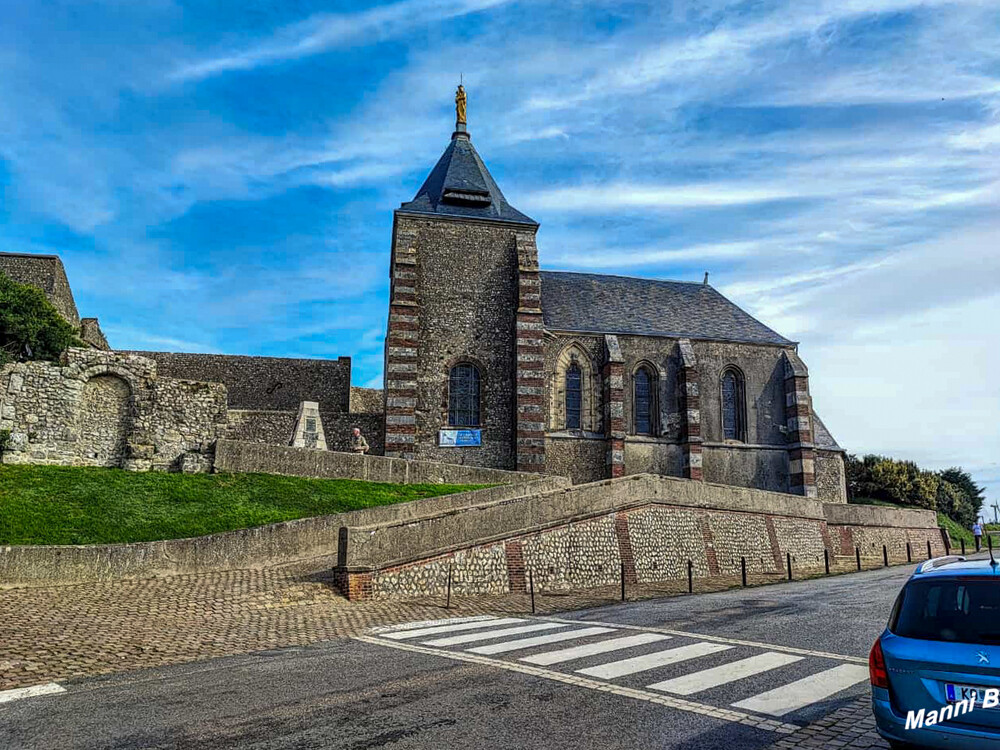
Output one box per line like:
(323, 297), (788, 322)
(946, 683), (994, 707)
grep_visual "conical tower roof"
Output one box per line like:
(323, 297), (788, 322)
(398, 90), (536, 225)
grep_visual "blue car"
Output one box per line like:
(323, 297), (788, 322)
(871, 555), (1000, 749)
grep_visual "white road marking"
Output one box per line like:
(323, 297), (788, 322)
(422, 622), (570, 647)
(577, 642), (733, 680)
(0, 683), (66, 705)
(369, 615), (497, 635)
(648, 652), (803, 695)
(381, 617), (525, 640)
(732, 664), (870, 716)
(540, 616), (866, 664)
(356, 635), (800, 734)
(467, 627), (616, 655)
(521, 632), (673, 666)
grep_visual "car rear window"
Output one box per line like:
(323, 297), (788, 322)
(891, 578), (1000, 643)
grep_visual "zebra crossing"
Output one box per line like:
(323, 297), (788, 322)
(361, 615), (871, 733)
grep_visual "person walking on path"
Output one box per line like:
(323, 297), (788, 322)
(349, 427), (370, 455)
(973, 520), (983, 552)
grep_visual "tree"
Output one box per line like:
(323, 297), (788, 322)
(0, 272), (79, 365)
(940, 467), (986, 522)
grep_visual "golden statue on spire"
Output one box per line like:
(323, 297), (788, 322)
(455, 84), (467, 126)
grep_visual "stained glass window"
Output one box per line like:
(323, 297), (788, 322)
(634, 366), (653, 435)
(722, 369), (745, 441)
(449, 364), (480, 427)
(566, 364), (582, 429)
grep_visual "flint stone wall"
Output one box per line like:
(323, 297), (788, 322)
(0, 349), (226, 471)
(337, 473), (942, 600)
(125, 351), (352, 414)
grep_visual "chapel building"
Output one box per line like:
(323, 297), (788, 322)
(382, 88), (846, 501)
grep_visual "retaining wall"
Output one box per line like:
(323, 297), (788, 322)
(0, 476), (569, 585)
(213, 439), (546, 485)
(332, 474), (945, 601)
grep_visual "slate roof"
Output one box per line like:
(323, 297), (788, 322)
(398, 132), (536, 225)
(812, 411), (843, 451)
(539, 271), (793, 346)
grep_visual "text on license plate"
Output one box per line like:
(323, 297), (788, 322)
(946, 683), (994, 707)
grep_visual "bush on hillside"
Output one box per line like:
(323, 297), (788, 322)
(0, 272), (79, 365)
(846, 453), (985, 528)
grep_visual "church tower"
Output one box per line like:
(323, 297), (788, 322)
(383, 87), (545, 472)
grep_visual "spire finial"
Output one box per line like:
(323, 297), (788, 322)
(703, 271), (710, 285)
(455, 82), (467, 132)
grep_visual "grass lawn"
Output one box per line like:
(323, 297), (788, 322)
(0, 464), (489, 546)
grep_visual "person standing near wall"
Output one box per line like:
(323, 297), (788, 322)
(973, 520), (984, 552)
(350, 427), (370, 455)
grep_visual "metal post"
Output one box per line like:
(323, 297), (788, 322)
(620, 562), (626, 602)
(927, 539), (933, 559)
(786, 552), (792, 581)
(883, 545), (889, 567)
(687, 560), (693, 594)
(989, 535), (994, 556)
(741, 556), (747, 587)
(961, 538), (966, 556)
(529, 568), (535, 614)
(824, 548), (830, 575)
(906, 542), (911, 563)
(446, 563), (453, 609)
(944, 536), (951, 555)
(856, 546), (861, 571)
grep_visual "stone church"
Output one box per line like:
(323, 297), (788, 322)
(0, 88), (845, 502)
(381, 88), (845, 501)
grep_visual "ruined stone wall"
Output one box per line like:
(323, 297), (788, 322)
(0, 349), (225, 471)
(0, 252), (80, 327)
(399, 215), (520, 469)
(126, 351), (351, 414)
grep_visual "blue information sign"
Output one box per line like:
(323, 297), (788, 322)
(439, 429), (482, 447)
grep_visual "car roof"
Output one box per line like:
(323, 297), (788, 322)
(911, 556), (1000, 579)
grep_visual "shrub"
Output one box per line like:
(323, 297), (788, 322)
(0, 271), (80, 363)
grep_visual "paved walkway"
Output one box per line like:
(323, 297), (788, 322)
(2, 560), (893, 748)
(769, 698), (888, 749)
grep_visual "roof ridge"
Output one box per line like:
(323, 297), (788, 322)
(541, 269), (707, 287)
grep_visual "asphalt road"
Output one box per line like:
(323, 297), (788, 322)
(0, 564), (915, 750)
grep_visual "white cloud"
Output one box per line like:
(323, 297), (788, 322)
(169, 0), (514, 82)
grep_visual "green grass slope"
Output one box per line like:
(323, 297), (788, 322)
(0, 464), (487, 546)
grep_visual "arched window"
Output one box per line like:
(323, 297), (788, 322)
(448, 363), (481, 427)
(633, 365), (655, 435)
(721, 368), (746, 442)
(565, 363), (582, 429)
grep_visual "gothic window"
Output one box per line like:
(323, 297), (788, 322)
(633, 365), (655, 435)
(448, 363), (481, 427)
(721, 367), (747, 442)
(565, 364), (582, 429)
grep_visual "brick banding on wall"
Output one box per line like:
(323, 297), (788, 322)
(783, 351), (818, 498)
(614, 511), (638, 585)
(505, 539), (527, 593)
(515, 230), (546, 473)
(603, 335), (625, 478)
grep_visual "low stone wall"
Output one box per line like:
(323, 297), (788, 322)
(213, 439), (546, 485)
(333, 474), (944, 601)
(0, 477), (568, 585)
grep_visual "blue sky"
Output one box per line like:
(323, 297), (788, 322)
(0, 0), (998, 502)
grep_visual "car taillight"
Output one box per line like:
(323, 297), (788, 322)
(869, 638), (889, 689)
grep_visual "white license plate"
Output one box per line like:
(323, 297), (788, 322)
(946, 682), (994, 707)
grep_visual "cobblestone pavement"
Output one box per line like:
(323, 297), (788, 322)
(1, 558), (826, 692)
(768, 698), (888, 749)
(1, 560), (900, 749)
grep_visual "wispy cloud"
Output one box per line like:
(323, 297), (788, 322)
(169, 0), (513, 82)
